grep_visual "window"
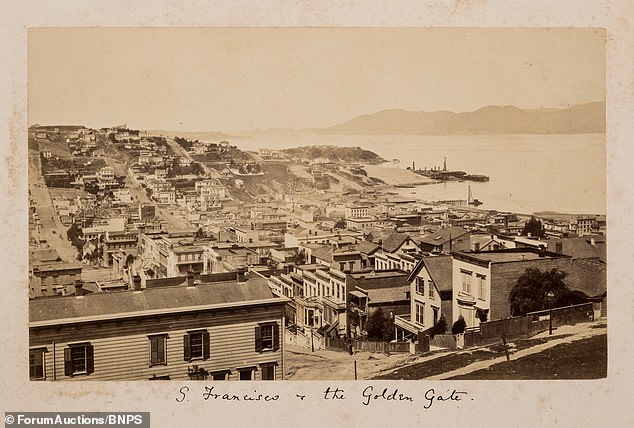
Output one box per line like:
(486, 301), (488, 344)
(255, 323), (280, 352)
(416, 303), (425, 325)
(477, 274), (486, 300)
(348, 261), (354, 271)
(416, 277), (425, 294)
(428, 281), (435, 299)
(260, 363), (277, 381)
(461, 270), (472, 294)
(238, 368), (254, 380)
(211, 370), (230, 381)
(149, 334), (168, 366)
(433, 308), (439, 325)
(29, 348), (46, 380)
(64, 343), (94, 376)
(339, 262), (345, 271)
(183, 330), (210, 361)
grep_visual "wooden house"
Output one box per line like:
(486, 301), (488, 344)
(29, 275), (289, 381)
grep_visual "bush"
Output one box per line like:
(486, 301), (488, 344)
(429, 315), (448, 339)
(451, 315), (467, 334)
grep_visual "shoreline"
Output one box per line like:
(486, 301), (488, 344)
(361, 164), (437, 187)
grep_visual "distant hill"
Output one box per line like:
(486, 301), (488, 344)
(314, 102), (605, 135)
(281, 145), (385, 164)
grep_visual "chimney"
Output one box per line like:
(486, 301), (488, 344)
(74, 280), (84, 298)
(187, 271), (195, 287)
(236, 266), (247, 283)
(132, 275), (142, 292)
(555, 242), (563, 254)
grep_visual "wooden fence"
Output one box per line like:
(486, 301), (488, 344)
(480, 303), (595, 340)
(324, 337), (410, 354)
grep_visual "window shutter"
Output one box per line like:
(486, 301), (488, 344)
(202, 331), (210, 360)
(183, 334), (191, 361)
(86, 344), (94, 375)
(158, 337), (165, 364)
(64, 348), (72, 376)
(273, 324), (280, 351)
(150, 337), (158, 365)
(255, 326), (262, 352)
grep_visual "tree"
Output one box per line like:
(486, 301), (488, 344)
(364, 307), (395, 341)
(521, 216), (545, 238)
(451, 315), (467, 334)
(333, 218), (347, 229)
(294, 249), (307, 265)
(191, 162), (204, 176)
(509, 268), (571, 316)
(66, 223), (84, 255)
(429, 315), (448, 338)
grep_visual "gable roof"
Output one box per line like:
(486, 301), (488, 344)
(30, 278), (284, 326)
(407, 255), (453, 292)
(381, 232), (412, 253)
(423, 256), (454, 292)
(419, 227), (470, 246)
(354, 240), (381, 255)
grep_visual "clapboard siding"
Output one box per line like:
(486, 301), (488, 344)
(30, 303), (285, 381)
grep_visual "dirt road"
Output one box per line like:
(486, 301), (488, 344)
(284, 320), (607, 381)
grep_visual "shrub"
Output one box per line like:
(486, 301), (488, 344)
(429, 315), (448, 339)
(451, 315), (467, 334)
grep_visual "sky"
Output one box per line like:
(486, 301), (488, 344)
(28, 27), (605, 133)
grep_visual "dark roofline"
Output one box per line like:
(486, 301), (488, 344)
(451, 248), (570, 266)
(407, 255), (451, 283)
(30, 296), (287, 328)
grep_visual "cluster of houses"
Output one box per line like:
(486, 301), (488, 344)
(27, 128), (607, 381)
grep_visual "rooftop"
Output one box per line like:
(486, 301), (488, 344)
(453, 248), (567, 264)
(30, 277), (285, 326)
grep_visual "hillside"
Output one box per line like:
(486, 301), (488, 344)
(315, 102), (605, 135)
(280, 145), (385, 164)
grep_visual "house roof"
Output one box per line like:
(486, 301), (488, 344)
(311, 245), (334, 263)
(380, 232), (410, 253)
(32, 261), (82, 273)
(454, 249), (566, 264)
(560, 258), (607, 298)
(423, 256), (453, 292)
(547, 236), (606, 263)
(30, 248), (60, 264)
(419, 227), (470, 246)
(30, 278), (285, 326)
(362, 285), (409, 305)
(353, 240), (381, 255)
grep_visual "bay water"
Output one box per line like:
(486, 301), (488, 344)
(225, 133), (605, 215)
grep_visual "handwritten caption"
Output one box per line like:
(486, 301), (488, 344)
(176, 385), (470, 408)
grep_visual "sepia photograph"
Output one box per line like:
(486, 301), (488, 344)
(4, 1), (634, 426)
(27, 26), (607, 383)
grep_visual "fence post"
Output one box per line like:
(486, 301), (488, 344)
(502, 335), (510, 361)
